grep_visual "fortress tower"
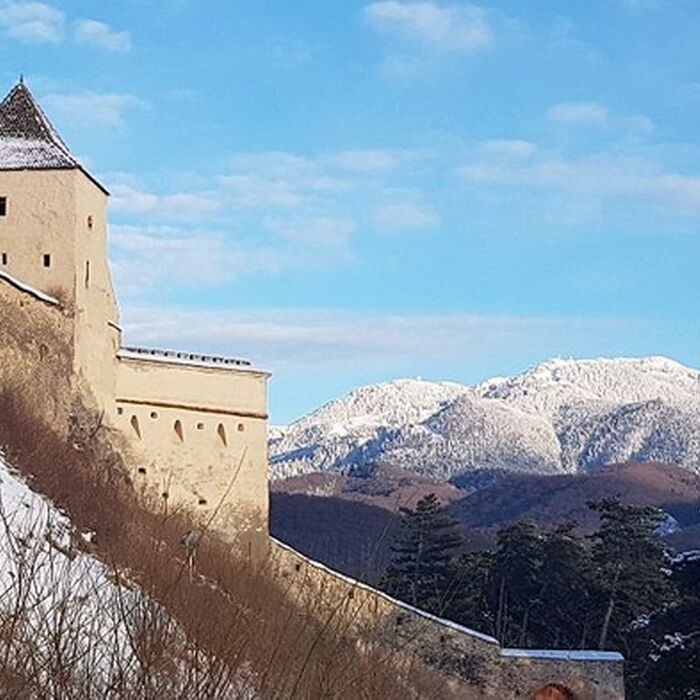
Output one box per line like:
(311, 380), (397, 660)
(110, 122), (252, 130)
(0, 82), (269, 556)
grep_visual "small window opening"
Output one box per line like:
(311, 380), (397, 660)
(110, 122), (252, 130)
(130, 415), (142, 440)
(196, 422), (205, 430)
(85, 261), (90, 288)
(174, 419), (184, 443)
(87, 215), (93, 230)
(117, 407), (124, 416)
(198, 498), (208, 506)
(217, 423), (228, 447)
(137, 467), (146, 475)
(43, 254), (51, 268)
(0, 197), (6, 216)
(237, 423), (245, 432)
(150, 411), (158, 419)
(1, 253), (7, 265)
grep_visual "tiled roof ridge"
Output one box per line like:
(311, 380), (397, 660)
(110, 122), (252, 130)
(0, 81), (79, 171)
(0, 82), (72, 155)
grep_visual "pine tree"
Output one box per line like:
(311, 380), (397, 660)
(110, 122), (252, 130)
(589, 497), (673, 650)
(382, 493), (462, 616)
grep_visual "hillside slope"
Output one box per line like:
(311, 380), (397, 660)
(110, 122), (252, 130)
(271, 357), (700, 480)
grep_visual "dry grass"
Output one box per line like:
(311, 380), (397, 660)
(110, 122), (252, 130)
(0, 388), (449, 699)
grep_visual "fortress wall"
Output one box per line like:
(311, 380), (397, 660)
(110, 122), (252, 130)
(115, 355), (269, 558)
(270, 539), (625, 699)
(0, 170), (77, 302)
(71, 172), (120, 410)
(0, 275), (74, 431)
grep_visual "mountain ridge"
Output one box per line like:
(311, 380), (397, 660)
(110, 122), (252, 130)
(270, 356), (700, 480)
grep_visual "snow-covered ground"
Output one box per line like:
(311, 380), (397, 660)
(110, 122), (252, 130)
(0, 453), (255, 698)
(270, 357), (700, 480)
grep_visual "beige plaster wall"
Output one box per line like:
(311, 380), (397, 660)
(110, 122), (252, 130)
(0, 169), (77, 302)
(0, 169), (120, 412)
(115, 356), (269, 558)
(71, 172), (120, 410)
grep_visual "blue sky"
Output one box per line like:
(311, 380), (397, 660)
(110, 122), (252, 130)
(2, 0), (699, 422)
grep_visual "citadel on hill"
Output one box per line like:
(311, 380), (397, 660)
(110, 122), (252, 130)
(0, 80), (625, 699)
(0, 80), (270, 555)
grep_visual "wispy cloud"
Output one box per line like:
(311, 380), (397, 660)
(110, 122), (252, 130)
(364, 1), (494, 53)
(119, 305), (642, 374)
(75, 19), (131, 52)
(263, 215), (356, 248)
(333, 149), (401, 172)
(42, 92), (142, 127)
(0, 1), (65, 43)
(111, 184), (220, 219)
(373, 202), (439, 231)
(548, 101), (653, 133)
(110, 225), (286, 293)
(459, 140), (700, 217)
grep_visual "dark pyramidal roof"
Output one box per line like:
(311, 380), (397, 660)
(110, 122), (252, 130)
(0, 81), (79, 170)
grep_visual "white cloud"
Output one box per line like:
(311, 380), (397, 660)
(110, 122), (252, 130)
(364, 1), (494, 53)
(110, 225), (285, 293)
(460, 141), (700, 216)
(373, 202), (439, 231)
(333, 149), (400, 172)
(0, 1), (65, 43)
(119, 306), (640, 374)
(548, 101), (653, 133)
(110, 184), (220, 219)
(263, 215), (356, 247)
(75, 19), (131, 52)
(42, 92), (142, 128)
(480, 139), (538, 159)
(548, 101), (609, 127)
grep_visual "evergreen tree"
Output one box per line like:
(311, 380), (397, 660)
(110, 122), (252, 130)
(627, 551), (700, 699)
(382, 493), (462, 615)
(490, 521), (544, 646)
(448, 549), (495, 635)
(588, 498), (673, 650)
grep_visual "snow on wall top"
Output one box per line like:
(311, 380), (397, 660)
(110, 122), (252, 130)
(117, 346), (266, 374)
(0, 81), (77, 170)
(0, 269), (59, 305)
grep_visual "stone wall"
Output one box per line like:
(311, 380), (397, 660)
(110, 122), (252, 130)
(270, 539), (625, 699)
(0, 272), (74, 431)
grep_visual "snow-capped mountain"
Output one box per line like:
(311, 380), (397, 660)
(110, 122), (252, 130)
(270, 357), (700, 480)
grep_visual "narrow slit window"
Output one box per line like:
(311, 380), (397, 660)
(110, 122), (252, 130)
(0, 197), (6, 216)
(130, 415), (142, 439)
(217, 423), (228, 447)
(1, 253), (7, 266)
(43, 254), (51, 268)
(85, 261), (90, 288)
(174, 420), (184, 443)
(87, 215), (93, 230)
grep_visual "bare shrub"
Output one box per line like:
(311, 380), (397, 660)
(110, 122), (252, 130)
(0, 389), (451, 699)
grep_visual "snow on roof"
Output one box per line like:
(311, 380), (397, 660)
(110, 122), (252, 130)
(0, 269), (59, 305)
(0, 82), (77, 170)
(117, 346), (266, 374)
(500, 648), (624, 662)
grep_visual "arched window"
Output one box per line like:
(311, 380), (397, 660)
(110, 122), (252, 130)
(174, 419), (184, 443)
(217, 423), (228, 447)
(130, 415), (142, 440)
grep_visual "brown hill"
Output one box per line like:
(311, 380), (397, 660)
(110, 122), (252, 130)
(448, 461), (700, 538)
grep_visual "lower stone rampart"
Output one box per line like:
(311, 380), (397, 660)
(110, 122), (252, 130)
(270, 538), (625, 699)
